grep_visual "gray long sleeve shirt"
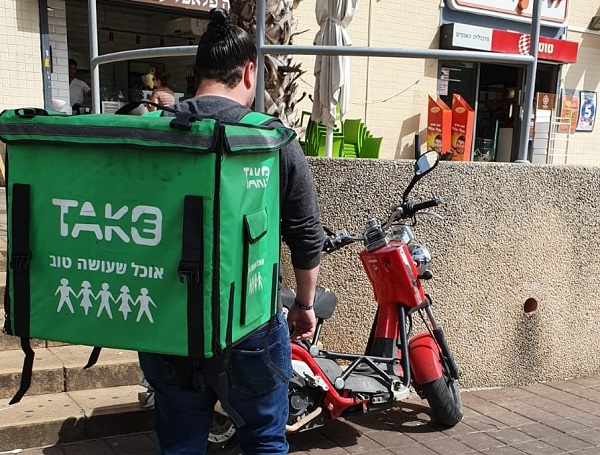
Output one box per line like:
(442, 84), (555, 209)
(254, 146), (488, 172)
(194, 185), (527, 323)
(172, 95), (325, 270)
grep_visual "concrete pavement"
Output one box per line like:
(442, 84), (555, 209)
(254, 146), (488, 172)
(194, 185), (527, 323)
(2, 187), (600, 454)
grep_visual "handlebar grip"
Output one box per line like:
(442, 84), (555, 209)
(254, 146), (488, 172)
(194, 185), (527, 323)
(411, 198), (443, 213)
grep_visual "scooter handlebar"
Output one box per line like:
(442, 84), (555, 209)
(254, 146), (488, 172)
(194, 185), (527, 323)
(404, 198), (443, 217)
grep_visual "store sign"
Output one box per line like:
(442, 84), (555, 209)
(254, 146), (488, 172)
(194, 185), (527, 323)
(130, 0), (230, 12)
(443, 24), (578, 64)
(492, 29), (578, 64)
(451, 23), (492, 51)
(447, 0), (569, 26)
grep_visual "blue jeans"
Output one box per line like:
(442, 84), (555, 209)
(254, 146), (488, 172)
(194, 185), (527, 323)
(138, 312), (292, 455)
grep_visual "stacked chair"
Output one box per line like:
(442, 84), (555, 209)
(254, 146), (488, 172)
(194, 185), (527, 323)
(299, 112), (383, 159)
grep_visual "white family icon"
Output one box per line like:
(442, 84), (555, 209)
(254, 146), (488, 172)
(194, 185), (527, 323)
(55, 279), (157, 323)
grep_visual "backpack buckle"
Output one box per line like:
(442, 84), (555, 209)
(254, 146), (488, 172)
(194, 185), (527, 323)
(10, 252), (31, 272)
(178, 261), (200, 285)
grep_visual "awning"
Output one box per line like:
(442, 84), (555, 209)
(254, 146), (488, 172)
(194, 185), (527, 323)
(440, 23), (579, 64)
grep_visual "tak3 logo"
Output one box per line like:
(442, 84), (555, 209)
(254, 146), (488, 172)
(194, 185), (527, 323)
(52, 198), (162, 247)
(243, 166), (270, 189)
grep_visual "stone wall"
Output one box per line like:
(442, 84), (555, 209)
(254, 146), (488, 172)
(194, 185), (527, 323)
(283, 158), (600, 389)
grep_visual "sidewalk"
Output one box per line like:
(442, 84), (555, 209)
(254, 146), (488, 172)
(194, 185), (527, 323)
(2, 187), (600, 454)
(12, 375), (600, 455)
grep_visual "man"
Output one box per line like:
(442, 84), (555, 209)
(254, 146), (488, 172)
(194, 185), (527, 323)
(68, 58), (91, 108)
(138, 8), (324, 455)
(451, 135), (465, 161)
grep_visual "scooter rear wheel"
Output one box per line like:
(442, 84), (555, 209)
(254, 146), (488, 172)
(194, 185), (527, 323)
(421, 374), (463, 426)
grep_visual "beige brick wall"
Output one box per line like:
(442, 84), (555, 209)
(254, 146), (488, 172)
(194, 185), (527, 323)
(563, 1), (600, 165)
(293, 0), (600, 164)
(0, 0), (44, 111)
(293, 0), (441, 160)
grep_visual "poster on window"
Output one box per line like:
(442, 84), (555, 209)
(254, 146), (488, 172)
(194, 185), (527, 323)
(576, 91), (597, 132)
(558, 90), (580, 134)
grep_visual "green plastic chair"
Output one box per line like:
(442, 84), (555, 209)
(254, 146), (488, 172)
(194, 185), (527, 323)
(360, 136), (383, 159)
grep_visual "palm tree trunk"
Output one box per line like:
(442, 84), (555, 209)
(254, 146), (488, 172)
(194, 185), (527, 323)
(230, 0), (305, 127)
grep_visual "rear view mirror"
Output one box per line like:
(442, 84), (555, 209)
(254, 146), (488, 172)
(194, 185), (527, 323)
(403, 151), (440, 201)
(414, 151), (440, 176)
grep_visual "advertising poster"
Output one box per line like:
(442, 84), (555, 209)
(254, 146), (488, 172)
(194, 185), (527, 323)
(427, 95), (452, 159)
(576, 91), (597, 132)
(559, 90), (580, 134)
(450, 94), (474, 161)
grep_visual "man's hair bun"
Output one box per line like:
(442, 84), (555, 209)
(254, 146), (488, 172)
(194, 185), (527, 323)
(208, 8), (229, 26)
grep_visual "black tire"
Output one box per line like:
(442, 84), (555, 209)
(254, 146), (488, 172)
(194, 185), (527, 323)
(420, 375), (463, 427)
(207, 414), (241, 455)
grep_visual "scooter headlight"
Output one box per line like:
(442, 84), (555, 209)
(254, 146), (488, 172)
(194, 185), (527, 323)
(408, 243), (432, 275)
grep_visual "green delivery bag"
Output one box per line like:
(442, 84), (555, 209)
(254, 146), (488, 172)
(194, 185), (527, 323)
(0, 107), (294, 364)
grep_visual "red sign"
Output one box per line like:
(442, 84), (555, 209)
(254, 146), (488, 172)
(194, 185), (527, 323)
(450, 94), (474, 162)
(427, 96), (452, 159)
(491, 29), (578, 63)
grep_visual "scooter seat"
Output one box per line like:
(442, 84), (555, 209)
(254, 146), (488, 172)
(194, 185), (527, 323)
(280, 286), (338, 320)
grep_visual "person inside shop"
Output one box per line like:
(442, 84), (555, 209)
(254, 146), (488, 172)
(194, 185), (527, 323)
(68, 58), (91, 111)
(137, 8), (324, 455)
(451, 135), (466, 161)
(146, 71), (176, 111)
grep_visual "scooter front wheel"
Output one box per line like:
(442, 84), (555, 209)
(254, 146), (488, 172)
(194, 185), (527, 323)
(420, 374), (463, 426)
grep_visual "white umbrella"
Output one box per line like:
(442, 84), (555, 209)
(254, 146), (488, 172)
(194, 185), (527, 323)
(311, 0), (358, 158)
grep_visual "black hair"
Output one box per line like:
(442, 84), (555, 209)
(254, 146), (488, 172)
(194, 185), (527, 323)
(457, 135), (465, 142)
(194, 8), (257, 88)
(68, 58), (77, 67)
(434, 134), (442, 141)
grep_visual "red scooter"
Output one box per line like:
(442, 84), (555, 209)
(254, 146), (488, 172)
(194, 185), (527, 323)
(208, 151), (463, 451)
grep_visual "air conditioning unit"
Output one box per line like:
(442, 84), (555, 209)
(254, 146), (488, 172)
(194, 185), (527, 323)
(164, 18), (206, 37)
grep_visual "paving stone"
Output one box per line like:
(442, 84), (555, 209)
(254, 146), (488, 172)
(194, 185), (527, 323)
(49, 345), (142, 392)
(566, 412), (600, 429)
(104, 433), (158, 454)
(0, 330), (46, 352)
(19, 445), (65, 455)
(0, 392), (84, 452)
(421, 436), (476, 454)
(543, 433), (593, 452)
(388, 442), (439, 455)
(61, 439), (114, 455)
(68, 386), (154, 440)
(0, 348), (64, 399)
(486, 427), (534, 446)
(516, 423), (565, 440)
(543, 417), (588, 434)
(511, 439), (565, 455)
(455, 431), (508, 451)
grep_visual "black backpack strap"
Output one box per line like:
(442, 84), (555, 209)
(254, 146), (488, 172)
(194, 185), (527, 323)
(178, 195), (205, 357)
(9, 337), (35, 404)
(84, 347), (103, 369)
(10, 183), (32, 337)
(8, 183), (35, 404)
(239, 111), (279, 127)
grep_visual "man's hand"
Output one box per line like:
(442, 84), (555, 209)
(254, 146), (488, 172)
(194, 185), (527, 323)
(287, 304), (316, 341)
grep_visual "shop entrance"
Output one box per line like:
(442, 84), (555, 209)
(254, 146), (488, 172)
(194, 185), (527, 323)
(476, 63), (521, 162)
(476, 62), (559, 162)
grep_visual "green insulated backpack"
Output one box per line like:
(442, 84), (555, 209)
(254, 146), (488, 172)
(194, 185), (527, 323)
(0, 107), (295, 403)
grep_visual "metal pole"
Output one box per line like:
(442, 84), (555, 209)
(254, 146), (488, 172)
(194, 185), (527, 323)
(255, 0), (266, 113)
(88, 0), (100, 113)
(38, 0), (52, 110)
(261, 44), (533, 65)
(516, 0), (542, 163)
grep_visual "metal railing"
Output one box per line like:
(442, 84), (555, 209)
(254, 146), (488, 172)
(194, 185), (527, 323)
(87, 0), (543, 162)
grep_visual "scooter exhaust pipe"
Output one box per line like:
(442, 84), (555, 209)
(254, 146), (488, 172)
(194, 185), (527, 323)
(285, 407), (322, 432)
